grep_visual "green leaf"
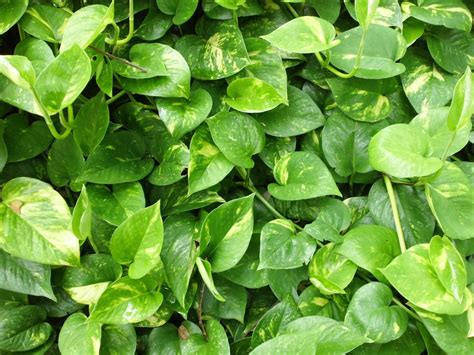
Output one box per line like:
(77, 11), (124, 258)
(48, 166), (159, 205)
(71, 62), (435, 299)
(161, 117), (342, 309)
(368, 180), (435, 247)
(400, 48), (458, 113)
(368, 123), (443, 178)
(200, 194), (254, 272)
(90, 276), (163, 324)
(0, 250), (55, 300)
(176, 17), (249, 80)
(250, 316), (368, 354)
(0, 177), (80, 266)
(73, 93), (110, 156)
(202, 275), (247, 322)
(355, 0), (380, 29)
(429, 236), (467, 303)
(322, 109), (388, 176)
(327, 77), (393, 122)
(80, 131), (154, 184)
(14, 38), (55, 76)
(261, 16), (339, 54)
(268, 267), (308, 300)
(88, 182), (145, 226)
(381, 244), (471, 315)
(148, 142), (189, 186)
(157, 0), (199, 25)
(208, 111), (265, 168)
(156, 88), (212, 139)
(309, 243), (357, 295)
(268, 151), (341, 201)
(119, 44), (190, 98)
(20, 4), (71, 43)
(259, 219), (316, 269)
(112, 44), (169, 79)
(329, 25), (406, 79)
(447, 67), (472, 132)
(62, 254), (122, 305)
(196, 257), (225, 302)
(110, 201), (163, 279)
(72, 188), (93, 242)
(345, 282), (408, 343)
(161, 214), (197, 307)
(0, 76), (41, 115)
(0, 55), (36, 88)
(35, 44), (91, 114)
(0, 121), (6, 172)
(3, 113), (52, 162)
(58, 313), (102, 355)
(256, 85), (325, 137)
(47, 135), (85, 187)
(147, 324), (180, 354)
(180, 319), (230, 354)
(338, 225), (400, 281)
(0, 0), (28, 34)
(402, 0), (472, 32)
(100, 324), (136, 355)
(60, 4), (114, 51)
(259, 136), (296, 169)
(424, 162), (474, 240)
(188, 126), (234, 195)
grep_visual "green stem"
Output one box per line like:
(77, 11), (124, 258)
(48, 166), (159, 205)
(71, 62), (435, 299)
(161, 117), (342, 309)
(32, 88), (71, 140)
(392, 298), (422, 322)
(106, 90), (127, 105)
(383, 175), (407, 253)
(285, 3), (299, 18)
(126, 93), (156, 110)
(315, 52), (353, 79)
(116, 0), (135, 46)
(67, 105), (74, 125)
(58, 110), (71, 129)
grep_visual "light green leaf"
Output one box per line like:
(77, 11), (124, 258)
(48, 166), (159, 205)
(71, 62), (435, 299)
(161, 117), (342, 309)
(80, 131), (154, 184)
(72, 186), (92, 242)
(188, 126), (234, 195)
(256, 85), (325, 137)
(161, 214), (197, 307)
(261, 16), (339, 54)
(259, 219), (316, 269)
(309, 243), (357, 295)
(0, 249), (54, 300)
(400, 48), (458, 113)
(0, 55), (36, 88)
(58, 313), (102, 355)
(35, 44), (91, 114)
(176, 17), (249, 80)
(327, 77), (393, 122)
(60, 4), (114, 51)
(226, 78), (285, 113)
(368, 123), (443, 178)
(14, 38), (55, 76)
(90, 276), (163, 324)
(110, 201), (163, 279)
(424, 162), (474, 240)
(20, 4), (71, 43)
(100, 324), (136, 355)
(345, 282), (408, 343)
(381, 244), (471, 315)
(268, 151), (341, 201)
(62, 254), (122, 305)
(196, 257), (225, 301)
(208, 111), (265, 168)
(355, 0), (380, 29)
(88, 182), (145, 226)
(200, 194), (254, 272)
(0, 0), (28, 34)
(402, 0), (472, 32)
(0, 76), (41, 115)
(447, 67), (472, 132)
(180, 319), (230, 354)
(112, 43), (169, 79)
(73, 93), (110, 156)
(0, 177), (80, 266)
(156, 88), (212, 139)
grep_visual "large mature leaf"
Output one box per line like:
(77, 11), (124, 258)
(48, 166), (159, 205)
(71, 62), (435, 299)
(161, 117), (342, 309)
(157, 0), (199, 25)
(261, 16), (339, 54)
(208, 111), (265, 168)
(80, 131), (154, 184)
(100, 324), (136, 355)
(14, 38), (55, 76)
(338, 224), (400, 281)
(369, 123), (443, 178)
(60, 4), (114, 51)
(0, 177), (80, 266)
(199, 194), (254, 272)
(0, 55), (36, 88)
(35, 44), (91, 114)
(58, 313), (102, 355)
(188, 126), (234, 195)
(259, 219), (315, 269)
(112, 44), (169, 79)
(0, 0), (28, 35)
(381, 244), (471, 315)
(0, 250), (55, 300)
(90, 276), (163, 324)
(180, 319), (230, 354)
(424, 162), (474, 240)
(20, 4), (71, 43)
(176, 17), (249, 80)
(268, 151), (341, 201)
(345, 282), (408, 343)
(355, 0), (380, 29)
(110, 201), (163, 279)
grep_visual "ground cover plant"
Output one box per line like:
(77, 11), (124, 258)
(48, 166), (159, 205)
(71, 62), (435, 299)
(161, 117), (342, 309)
(0, 0), (473, 353)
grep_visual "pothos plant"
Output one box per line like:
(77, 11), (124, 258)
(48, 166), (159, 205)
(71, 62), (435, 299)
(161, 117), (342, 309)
(0, 0), (473, 353)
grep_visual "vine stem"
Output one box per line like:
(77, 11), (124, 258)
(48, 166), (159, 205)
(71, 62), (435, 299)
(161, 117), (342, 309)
(392, 298), (422, 322)
(383, 175), (407, 253)
(32, 88), (71, 140)
(106, 90), (127, 105)
(116, 0), (135, 46)
(285, 3), (299, 18)
(197, 283), (208, 341)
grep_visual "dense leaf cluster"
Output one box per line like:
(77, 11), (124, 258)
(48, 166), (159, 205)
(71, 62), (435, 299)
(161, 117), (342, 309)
(0, 0), (473, 354)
